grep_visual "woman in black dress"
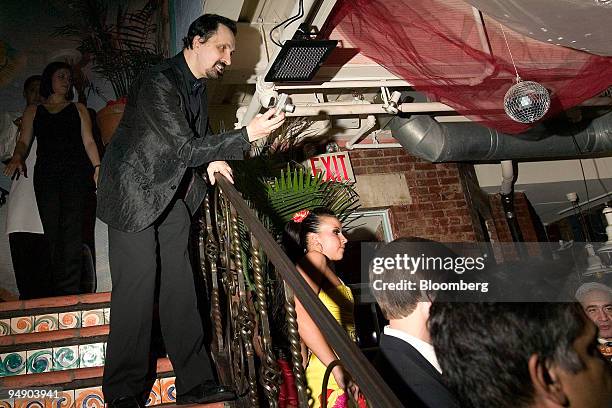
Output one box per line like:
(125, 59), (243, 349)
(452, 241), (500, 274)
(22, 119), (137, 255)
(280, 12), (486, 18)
(4, 62), (101, 295)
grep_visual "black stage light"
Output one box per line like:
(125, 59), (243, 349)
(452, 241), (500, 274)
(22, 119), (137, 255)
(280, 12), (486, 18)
(265, 39), (338, 82)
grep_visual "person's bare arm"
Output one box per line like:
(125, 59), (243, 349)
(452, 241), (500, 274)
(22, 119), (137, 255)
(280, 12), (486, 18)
(294, 251), (350, 389)
(76, 103), (101, 186)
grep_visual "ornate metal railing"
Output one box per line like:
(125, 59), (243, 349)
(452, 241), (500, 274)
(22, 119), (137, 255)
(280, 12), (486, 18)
(199, 175), (402, 407)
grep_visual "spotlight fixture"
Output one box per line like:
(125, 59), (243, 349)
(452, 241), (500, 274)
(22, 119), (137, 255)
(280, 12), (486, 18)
(265, 24), (338, 83)
(325, 142), (340, 153)
(265, 39), (337, 82)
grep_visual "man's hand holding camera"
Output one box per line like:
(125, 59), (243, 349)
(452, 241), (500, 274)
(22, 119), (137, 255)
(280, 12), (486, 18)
(245, 107), (286, 142)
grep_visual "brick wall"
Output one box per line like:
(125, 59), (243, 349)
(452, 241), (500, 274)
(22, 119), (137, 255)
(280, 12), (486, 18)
(347, 148), (477, 242)
(489, 192), (542, 242)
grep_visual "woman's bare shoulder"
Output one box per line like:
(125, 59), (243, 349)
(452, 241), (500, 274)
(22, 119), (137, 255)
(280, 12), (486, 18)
(296, 252), (330, 290)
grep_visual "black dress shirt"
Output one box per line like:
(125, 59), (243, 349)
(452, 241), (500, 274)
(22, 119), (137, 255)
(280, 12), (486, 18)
(174, 53), (205, 134)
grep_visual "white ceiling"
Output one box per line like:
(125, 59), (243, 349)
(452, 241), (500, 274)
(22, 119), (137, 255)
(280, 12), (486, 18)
(464, 0), (612, 56)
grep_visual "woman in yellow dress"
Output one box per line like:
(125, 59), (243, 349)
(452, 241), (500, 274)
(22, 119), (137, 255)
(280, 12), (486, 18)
(283, 208), (366, 408)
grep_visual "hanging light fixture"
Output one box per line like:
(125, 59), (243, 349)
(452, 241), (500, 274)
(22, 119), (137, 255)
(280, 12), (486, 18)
(500, 25), (551, 123)
(566, 193), (612, 277)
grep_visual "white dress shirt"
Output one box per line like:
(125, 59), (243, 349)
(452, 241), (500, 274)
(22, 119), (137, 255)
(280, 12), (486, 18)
(5, 138), (44, 234)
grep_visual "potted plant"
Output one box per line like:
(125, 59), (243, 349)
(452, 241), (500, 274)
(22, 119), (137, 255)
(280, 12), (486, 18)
(54, 0), (166, 144)
(234, 118), (360, 237)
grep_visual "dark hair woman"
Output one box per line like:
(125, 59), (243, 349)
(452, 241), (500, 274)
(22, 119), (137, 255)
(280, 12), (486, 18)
(282, 208), (365, 407)
(4, 61), (101, 296)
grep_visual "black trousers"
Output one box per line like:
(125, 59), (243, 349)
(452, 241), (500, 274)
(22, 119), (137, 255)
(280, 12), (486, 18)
(9, 232), (52, 299)
(34, 176), (87, 296)
(102, 199), (214, 401)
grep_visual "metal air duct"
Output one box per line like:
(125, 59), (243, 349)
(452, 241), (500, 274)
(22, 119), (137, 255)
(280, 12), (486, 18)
(390, 111), (612, 162)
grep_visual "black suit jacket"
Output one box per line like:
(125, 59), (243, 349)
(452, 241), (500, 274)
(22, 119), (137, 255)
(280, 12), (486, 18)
(97, 53), (251, 232)
(374, 333), (460, 408)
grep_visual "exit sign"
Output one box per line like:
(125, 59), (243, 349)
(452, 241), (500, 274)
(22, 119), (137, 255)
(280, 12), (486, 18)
(306, 152), (355, 182)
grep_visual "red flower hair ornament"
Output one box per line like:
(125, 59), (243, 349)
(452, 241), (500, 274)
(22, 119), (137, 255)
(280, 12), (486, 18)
(292, 209), (310, 223)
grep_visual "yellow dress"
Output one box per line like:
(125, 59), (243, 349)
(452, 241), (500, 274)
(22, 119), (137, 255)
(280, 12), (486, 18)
(305, 282), (357, 408)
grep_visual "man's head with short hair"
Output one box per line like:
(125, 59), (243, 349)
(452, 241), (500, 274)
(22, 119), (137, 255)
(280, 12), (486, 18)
(23, 75), (42, 106)
(182, 14), (237, 80)
(368, 237), (457, 320)
(182, 14), (237, 50)
(576, 282), (612, 340)
(429, 302), (612, 408)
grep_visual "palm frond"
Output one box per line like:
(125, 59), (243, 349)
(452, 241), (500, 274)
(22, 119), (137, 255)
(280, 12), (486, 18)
(232, 114), (360, 239)
(53, 0), (165, 99)
(261, 164), (359, 235)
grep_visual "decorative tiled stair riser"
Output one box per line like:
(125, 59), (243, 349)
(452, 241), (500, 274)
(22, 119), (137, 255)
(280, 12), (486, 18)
(0, 357), (177, 406)
(0, 308), (109, 336)
(0, 293), (111, 335)
(0, 294), (230, 407)
(0, 342), (105, 376)
(0, 376), (178, 407)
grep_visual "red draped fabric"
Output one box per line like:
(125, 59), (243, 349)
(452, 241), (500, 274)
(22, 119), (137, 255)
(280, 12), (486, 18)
(321, 0), (612, 133)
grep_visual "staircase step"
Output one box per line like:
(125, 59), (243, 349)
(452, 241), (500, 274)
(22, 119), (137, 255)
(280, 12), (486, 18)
(0, 357), (173, 388)
(0, 358), (183, 407)
(0, 390), (232, 407)
(0, 325), (110, 376)
(0, 293), (111, 315)
(0, 294), (110, 336)
(0, 294), (235, 407)
(0, 324), (109, 350)
(161, 404), (228, 408)
(0, 401), (228, 408)
(0, 357), (234, 407)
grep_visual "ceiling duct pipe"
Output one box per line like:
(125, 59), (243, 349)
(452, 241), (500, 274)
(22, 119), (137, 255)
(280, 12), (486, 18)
(390, 111), (612, 162)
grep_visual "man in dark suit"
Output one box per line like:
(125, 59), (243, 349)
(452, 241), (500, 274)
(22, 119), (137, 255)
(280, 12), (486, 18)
(368, 238), (460, 408)
(97, 14), (285, 408)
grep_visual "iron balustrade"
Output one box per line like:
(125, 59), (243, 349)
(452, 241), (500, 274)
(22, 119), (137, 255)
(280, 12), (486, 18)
(199, 174), (403, 407)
